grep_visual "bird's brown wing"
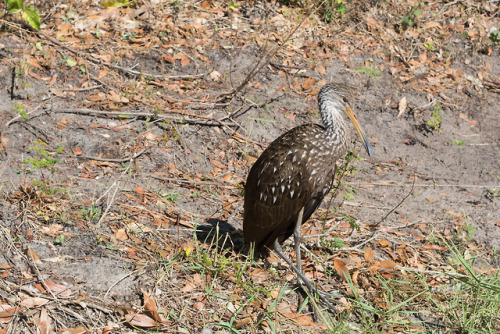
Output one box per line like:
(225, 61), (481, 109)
(243, 124), (337, 252)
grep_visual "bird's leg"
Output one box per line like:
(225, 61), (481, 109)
(294, 207), (304, 274)
(293, 207), (304, 314)
(272, 239), (337, 313)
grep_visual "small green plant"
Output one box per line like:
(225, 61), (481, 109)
(80, 203), (102, 222)
(343, 184), (356, 200)
(424, 42), (435, 51)
(171, 0), (181, 12)
(24, 140), (63, 173)
(400, 5), (422, 30)
(32, 180), (66, 195)
(489, 29), (499, 44)
(121, 31), (137, 42)
(64, 57), (77, 67)
(426, 110), (442, 132)
(163, 191), (180, 203)
(100, 0), (131, 8)
(332, 236), (344, 248)
(14, 103), (28, 120)
(5, 0), (40, 30)
(427, 233), (440, 245)
(320, 236), (345, 252)
(462, 222), (475, 243)
(453, 139), (465, 146)
(323, 0), (346, 22)
(343, 214), (360, 231)
(357, 62), (382, 78)
(14, 61), (31, 89)
(13, 235), (25, 243)
(54, 234), (65, 245)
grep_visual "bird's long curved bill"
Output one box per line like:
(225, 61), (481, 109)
(344, 107), (372, 157)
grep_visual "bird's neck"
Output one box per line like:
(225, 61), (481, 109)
(319, 99), (349, 140)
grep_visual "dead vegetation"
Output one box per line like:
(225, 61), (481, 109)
(0, 0), (499, 333)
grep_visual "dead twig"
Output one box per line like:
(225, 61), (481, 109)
(97, 146), (144, 226)
(103, 271), (137, 300)
(51, 108), (239, 128)
(370, 175), (416, 231)
(349, 181), (497, 188)
(149, 175), (238, 189)
(61, 148), (148, 163)
(5, 103), (44, 127)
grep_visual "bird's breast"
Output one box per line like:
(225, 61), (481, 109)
(253, 143), (339, 206)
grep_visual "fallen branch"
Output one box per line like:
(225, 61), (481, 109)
(61, 148), (148, 163)
(149, 174), (238, 189)
(347, 181), (496, 188)
(51, 108), (239, 128)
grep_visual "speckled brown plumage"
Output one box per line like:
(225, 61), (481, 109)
(243, 83), (372, 254)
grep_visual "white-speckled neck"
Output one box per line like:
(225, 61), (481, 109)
(317, 84), (350, 150)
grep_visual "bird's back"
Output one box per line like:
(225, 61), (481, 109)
(243, 123), (347, 253)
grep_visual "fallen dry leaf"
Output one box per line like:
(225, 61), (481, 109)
(210, 70), (221, 81)
(234, 317), (251, 330)
(114, 228), (128, 241)
(0, 305), (17, 323)
(25, 248), (39, 261)
(250, 268), (270, 284)
(57, 326), (86, 334)
(333, 258), (349, 281)
(73, 147), (83, 156)
(397, 96), (407, 117)
(364, 248), (374, 262)
(35, 307), (52, 334)
(143, 292), (162, 323)
(283, 312), (316, 326)
(21, 297), (49, 309)
(44, 281), (70, 295)
(369, 260), (397, 271)
(379, 239), (391, 247)
(125, 313), (157, 328)
(193, 301), (205, 311)
(422, 244), (447, 251)
(108, 90), (129, 103)
(302, 77), (316, 90)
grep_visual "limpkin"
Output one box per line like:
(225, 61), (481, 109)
(243, 83), (372, 307)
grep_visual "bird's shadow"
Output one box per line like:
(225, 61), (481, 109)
(195, 218), (245, 254)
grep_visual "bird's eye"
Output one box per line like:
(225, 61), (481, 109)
(342, 97), (349, 103)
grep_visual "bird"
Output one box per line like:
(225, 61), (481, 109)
(243, 83), (372, 308)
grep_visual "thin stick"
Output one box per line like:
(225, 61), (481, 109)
(103, 271), (136, 299)
(51, 108), (239, 128)
(370, 174), (416, 230)
(63, 148), (148, 163)
(149, 175), (237, 189)
(347, 181), (496, 188)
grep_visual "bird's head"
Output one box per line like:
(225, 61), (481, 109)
(318, 83), (372, 158)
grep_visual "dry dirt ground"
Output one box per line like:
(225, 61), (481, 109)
(0, 0), (498, 333)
